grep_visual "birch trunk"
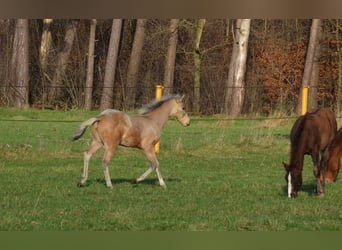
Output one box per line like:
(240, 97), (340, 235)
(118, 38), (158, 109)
(226, 19), (251, 117)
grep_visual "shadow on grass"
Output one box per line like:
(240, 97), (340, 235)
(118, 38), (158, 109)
(281, 183), (318, 197)
(78, 177), (181, 188)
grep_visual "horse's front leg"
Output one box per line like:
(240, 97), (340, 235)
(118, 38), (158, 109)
(132, 146), (166, 188)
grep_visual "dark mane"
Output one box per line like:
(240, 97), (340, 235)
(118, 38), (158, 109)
(291, 115), (306, 145)
(139, 94), (181, 115)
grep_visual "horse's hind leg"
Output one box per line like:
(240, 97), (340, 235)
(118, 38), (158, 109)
(312, 152), (324, 195)
(102, 145), (117, 189)
(78, 140), (102, 187)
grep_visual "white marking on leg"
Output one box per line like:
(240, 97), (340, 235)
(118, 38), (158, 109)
(80, 151), (90, 185)
(156, 166), (166, 188)
(287, 174), (292, 198)
(136, 166), (155, 183)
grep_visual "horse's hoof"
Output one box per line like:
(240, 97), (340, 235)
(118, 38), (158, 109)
(317, 192), (325, 197)
(77, 182), (85, 188)
(131, 179), (138, 184)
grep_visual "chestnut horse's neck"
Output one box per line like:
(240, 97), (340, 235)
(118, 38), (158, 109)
(290, 134), (306, 170)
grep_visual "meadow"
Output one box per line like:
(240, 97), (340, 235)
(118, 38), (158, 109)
(1, 108), (342, 231)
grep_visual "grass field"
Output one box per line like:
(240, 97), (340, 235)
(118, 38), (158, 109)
(1, 107), (342, 231)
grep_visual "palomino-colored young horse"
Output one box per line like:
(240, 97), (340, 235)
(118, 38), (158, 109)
(283, 108), (337, 198)
(320, 127), (342, 183)
(72, 94), (190, 188)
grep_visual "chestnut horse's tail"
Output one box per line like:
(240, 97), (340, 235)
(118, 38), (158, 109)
(72, 117), (98, 141)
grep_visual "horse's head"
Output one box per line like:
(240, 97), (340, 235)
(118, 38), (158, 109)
(283, 161), (302, 198)
(170, 95), (190, 127)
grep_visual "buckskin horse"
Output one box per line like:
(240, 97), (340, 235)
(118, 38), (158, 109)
(72, 94), (190, 188)
(283, 108), (337, 198)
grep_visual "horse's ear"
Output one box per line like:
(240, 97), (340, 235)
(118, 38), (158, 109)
(282, 162), (289, 171)
(177, 95), (185, 103)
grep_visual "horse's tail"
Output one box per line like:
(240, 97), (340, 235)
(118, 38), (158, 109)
(72, 117), (98, 141)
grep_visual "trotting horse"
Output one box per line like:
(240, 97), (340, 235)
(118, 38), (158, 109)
(72, 94), (190, 188)
(320, 126), (342, 183)
(282, 108), (337, 198)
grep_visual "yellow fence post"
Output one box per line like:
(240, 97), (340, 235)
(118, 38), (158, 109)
(154, 85), (164, 153)
(301, 86), (309, 115)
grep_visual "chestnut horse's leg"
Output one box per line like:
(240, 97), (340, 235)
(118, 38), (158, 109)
(133, 147), (166, 188)
(312, 151), (324, 195)
(78, 140), (102, 187)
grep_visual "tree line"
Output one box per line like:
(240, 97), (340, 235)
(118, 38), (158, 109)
(0, 19), (341, 116)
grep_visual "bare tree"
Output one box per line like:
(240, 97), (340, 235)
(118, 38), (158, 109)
(40, 19), (53, 72)
(100, 19), (122, 110)
(298, 19), (322, 114)
(48, 19), (79, 103)
(10, 19), (29, 108)
(193, 19), (206, 114)
(335, 19), (342, 116)
(225, 19), (241, 114)
(125, 19), (147, 110)
(163, 19), (179, 95)
(84, 19), (97, 110)
(225, 19), (251, 117)
(309, 20), (322, 110)
(39, 19), (53, 107)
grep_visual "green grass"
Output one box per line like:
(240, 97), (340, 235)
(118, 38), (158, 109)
(1, 108), (342, 231)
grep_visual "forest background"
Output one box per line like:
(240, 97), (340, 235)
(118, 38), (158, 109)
(1, 19), (341, 116)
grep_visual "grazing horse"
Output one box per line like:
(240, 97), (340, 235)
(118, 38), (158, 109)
(72, 94), (190, 188)
(320, 127), (342, 183)
(283, 108), (337, 198)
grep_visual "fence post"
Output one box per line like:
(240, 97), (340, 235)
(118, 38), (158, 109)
(301, 86), (309, 115)
(155, 85), (164, 153)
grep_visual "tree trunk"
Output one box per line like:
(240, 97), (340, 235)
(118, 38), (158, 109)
(225, 19), (241, 114)
(336, 19), (342, 116)
(84, 19), (97, 110)
(226, 19), (251, 117)
(309, 20), (322, 110)
(48, 19), (78, 103)
(125, 19), (147, 110)
(39, 19), (53, 107)
(10, 19), (29, 108)
(9, 19), (19, 105)
(193, 19), (206, 114)
(40, 19), (53, 72)
(100, 19), (122, 110)
(163, 19), (179, 95)
(298, 19), (321, 114)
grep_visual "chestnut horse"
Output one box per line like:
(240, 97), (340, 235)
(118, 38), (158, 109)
(72, 94), (190, 188)
(283, 108), (337, 198)
(320, 127), (342, 183)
